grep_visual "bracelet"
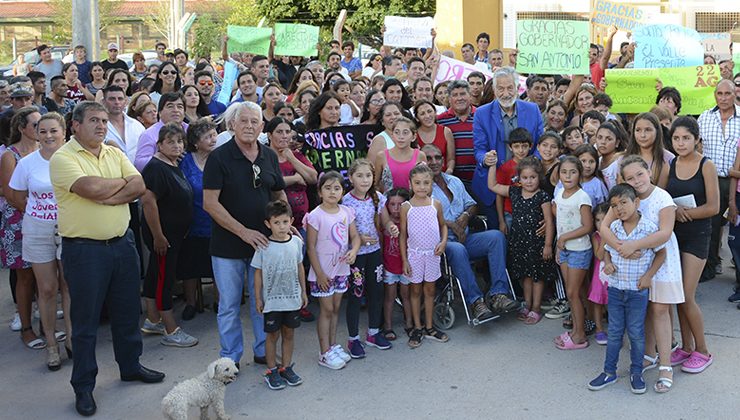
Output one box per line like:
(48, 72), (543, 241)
(462, 211), (470, 218)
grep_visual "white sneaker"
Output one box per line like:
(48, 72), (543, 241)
(9, 312), (21, 331)
(161, 327), (198, 347)
(141, 318), (166, 335)
(56, 309), (64, 320)
(318, 350), (346, 370)
(331, 344), (351, 362)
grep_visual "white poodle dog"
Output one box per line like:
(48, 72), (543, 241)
(162, 357), (238, 420)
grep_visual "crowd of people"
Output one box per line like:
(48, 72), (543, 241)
(1, 21), (739, 416)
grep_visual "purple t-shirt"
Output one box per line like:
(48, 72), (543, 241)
(342, 191), (386, 255)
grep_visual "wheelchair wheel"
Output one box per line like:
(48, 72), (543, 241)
(433, 303), (455, 330)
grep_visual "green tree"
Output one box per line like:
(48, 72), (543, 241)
(224, 0), (262, 27)
(255, 0), (435, 48)
(48, 0), (119, 44)
(191, 15), (222, 59)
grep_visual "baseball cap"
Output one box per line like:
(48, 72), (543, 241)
(107, 42), (119, 51)
(9, 84), (33, 98)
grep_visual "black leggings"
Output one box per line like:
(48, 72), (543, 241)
(347, 250), (383, 337)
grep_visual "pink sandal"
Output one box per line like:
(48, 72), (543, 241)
(555, 332), (589, 350)
(516, 306), (530, 321)
(524, 311), (542, 325)
(553, 331), (570, 346)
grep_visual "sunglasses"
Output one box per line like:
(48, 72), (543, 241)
(198, 80), (214, 86)
(735, 82), (740, 87)
(252, 164), (262, 189)
(374, 57), (383, 62)
(161, 70), (176, 75)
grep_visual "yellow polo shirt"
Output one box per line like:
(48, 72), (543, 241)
(50, 138), (140, 240)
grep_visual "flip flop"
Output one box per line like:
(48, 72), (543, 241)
(383, 329), (397, 341)
(555, 333), (589, 350)
(24, 337), (47, 350)
(54, 331), (67, 342)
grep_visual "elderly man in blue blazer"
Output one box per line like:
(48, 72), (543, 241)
(471, 67), (544, 228)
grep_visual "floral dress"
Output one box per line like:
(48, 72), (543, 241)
(0, 146), (31, 269)
(507, 186), (558, 283)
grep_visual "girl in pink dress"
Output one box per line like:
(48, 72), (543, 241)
(589, 203), (610, 345)
(400, 164), (447, 348)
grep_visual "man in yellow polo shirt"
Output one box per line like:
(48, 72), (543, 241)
(50, 100), (164, 417)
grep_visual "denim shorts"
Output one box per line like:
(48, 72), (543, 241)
(558, 248), (593, 270)
(383, 271), (410, 285)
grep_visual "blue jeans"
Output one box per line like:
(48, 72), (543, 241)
(62, 230), (143, 393)
(211, 256), (265, 362)
(604, 287), (649, 375)
(445, 229), (509, 305)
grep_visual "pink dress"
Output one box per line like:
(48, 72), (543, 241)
(587, 232), (608, 305)
(405, 198), (441, 283)
(386, 148), (420, 190)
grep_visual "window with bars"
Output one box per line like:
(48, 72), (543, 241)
(695, 12), (740, 34)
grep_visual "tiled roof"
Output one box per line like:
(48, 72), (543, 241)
(0, 1), (219, 20)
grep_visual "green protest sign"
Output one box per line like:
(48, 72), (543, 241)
(516, 20), (590, 75)
(604, 68), (658, 113)
(605, 65), (719, 114)
(226, 25), (272, 55)
(274, 23), (320, 57)
(661, 65), (720, 115)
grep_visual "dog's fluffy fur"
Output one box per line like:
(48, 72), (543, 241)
(162, 357), (238, 420)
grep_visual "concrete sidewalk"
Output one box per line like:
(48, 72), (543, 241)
(1, 266), (739, 419)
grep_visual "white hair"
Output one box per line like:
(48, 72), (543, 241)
(219, 101), (262, 131)
(491, 66), (519, 90)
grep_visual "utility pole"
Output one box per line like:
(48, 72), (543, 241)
(169, 0), (184, 48)
(72, 0), (100, 60)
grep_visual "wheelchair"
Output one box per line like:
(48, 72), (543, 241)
(432, 216), (518, 330)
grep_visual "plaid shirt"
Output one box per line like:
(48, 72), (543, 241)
(604, 216), (665, 291)
(697, 104), (740, 177)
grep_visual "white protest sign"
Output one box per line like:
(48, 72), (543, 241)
(700, 33), (731, 62)
(383, 16), (434, 49)
(435, 55), (492, 85)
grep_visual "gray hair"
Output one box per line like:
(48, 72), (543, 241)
(220, 101), (262, 131)
(447, 80), (470, 93)
(492, 66), (519, 90)
(306, 60), (324, 70)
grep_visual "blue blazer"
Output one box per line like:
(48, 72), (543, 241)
(471, 99), (544, 206)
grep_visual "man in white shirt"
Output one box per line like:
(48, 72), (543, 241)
(103, 86), (145, 163)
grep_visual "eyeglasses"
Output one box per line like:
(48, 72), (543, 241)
(370, 99), (385, 105)
(252, 164), (262, 188)
(198, 80), (214, 86)
(427, 155), (444, 161)
(161, 70), (176, 75)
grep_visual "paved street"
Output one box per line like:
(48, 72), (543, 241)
(1, 260), (739, 419)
